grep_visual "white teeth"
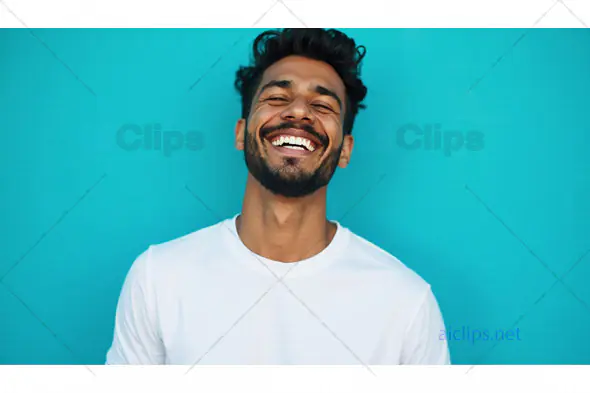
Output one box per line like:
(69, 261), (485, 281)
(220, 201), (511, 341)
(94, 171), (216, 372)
(270, 135), (316, 152)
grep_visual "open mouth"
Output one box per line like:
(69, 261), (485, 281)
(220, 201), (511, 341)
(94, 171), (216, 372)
(263, 130), (323, 157)
(270, 135), (316, 152)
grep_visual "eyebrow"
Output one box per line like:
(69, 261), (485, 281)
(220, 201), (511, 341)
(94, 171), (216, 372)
(256, 79), (343, 110)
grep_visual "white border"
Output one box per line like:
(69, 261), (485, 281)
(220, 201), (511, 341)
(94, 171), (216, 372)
(0, 0), (589, 27)
(1, 365), (590, 392)
(1, 0), (589, 391)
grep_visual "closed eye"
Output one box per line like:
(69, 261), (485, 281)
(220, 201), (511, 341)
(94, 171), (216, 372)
(266, 97), (334, 112)
(267, 97), (288, 102)
(313, 103), (333, 111)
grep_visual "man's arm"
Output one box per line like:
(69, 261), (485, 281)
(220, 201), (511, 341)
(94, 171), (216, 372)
(105, 246), (166, 364)
(400, 287), (451, 365)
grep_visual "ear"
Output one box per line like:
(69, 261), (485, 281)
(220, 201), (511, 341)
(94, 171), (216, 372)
(338, 134), (354, 168)
(235, 118), (246, 151)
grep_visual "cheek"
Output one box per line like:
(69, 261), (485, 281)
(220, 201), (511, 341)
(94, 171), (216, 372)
(250, 106), (279, 131)
(323, 118), (343, 147)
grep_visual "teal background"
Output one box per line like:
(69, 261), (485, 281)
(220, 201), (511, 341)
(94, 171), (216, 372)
(1, 28), (589, 365)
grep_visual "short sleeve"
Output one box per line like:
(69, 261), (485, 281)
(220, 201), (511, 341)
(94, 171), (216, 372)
(400, 287), (451, 365)
(105, 246), (166, 364)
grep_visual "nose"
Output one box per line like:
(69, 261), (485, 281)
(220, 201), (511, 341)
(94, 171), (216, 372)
(279, 97), (314, 124)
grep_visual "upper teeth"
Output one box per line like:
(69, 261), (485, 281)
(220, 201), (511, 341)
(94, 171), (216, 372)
(271, 135), (315, 151)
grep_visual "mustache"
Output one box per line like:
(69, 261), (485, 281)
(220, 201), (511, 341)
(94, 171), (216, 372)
(259, 122), (329, 147)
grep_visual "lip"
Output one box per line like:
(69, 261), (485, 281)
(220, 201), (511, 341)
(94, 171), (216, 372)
(268, 142), (315, 157)
(264, 128), (323, 149)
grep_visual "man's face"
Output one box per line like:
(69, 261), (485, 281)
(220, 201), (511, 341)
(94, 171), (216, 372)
(236, 55), (354, 198)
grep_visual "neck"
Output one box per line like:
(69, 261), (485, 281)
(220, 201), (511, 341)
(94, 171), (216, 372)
(236, 173), (337, 263)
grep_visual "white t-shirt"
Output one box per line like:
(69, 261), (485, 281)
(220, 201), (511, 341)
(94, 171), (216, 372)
(106, 214), (450, 365)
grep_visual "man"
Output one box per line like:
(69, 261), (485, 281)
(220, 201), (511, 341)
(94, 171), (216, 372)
(106, 28), (450, 365)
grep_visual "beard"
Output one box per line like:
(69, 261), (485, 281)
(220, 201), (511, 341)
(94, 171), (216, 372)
(243, 120), (343, 198)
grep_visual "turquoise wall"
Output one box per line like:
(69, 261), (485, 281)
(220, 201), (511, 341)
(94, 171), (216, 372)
(1, 28), (588, 365)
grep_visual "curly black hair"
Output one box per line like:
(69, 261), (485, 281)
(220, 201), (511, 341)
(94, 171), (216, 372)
(234, 28), (368, 136)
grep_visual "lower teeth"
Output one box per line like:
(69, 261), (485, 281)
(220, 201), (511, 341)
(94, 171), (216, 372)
(283, 145), (305, 151)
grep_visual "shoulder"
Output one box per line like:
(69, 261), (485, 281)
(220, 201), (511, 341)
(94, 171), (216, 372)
(136, 218), (231, 279)
(343, 228), (431, 296)
(150, 219), (226, 258)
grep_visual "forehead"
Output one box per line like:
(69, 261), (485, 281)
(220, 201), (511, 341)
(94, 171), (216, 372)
(258, 55), (346, 99)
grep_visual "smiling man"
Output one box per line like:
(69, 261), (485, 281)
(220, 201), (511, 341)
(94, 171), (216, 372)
(106, 28), (450, 365)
